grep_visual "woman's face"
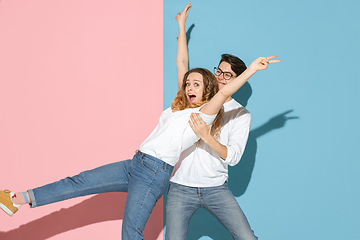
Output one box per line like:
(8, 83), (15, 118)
(185, 72), (204, 103)
(215, 62), (237, 89)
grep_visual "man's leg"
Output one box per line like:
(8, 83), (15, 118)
(202, 183), (258, 240)
(165, 182), (200, 240)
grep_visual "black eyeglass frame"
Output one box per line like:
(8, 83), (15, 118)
(213, 67), (235, 80)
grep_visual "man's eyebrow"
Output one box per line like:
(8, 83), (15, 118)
(218, 67), (232, 73)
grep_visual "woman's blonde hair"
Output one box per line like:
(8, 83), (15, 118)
(171, 68), (224, 139)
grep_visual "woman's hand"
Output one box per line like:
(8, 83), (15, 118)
(188, 113), (212, 141)
(175, 2), (192, 25)
(248, 55), (281, 72)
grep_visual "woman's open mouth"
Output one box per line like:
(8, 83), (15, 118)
(188, 94), (196, 103)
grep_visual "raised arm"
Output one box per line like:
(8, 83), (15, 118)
(200, 56), (281, 115)
(175, 2), (192, 89)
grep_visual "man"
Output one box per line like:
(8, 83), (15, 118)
(165, 3), (257, 239)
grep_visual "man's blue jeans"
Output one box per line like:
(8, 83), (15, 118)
(27, 151), (172, 240)
(165, 182), (258, 240)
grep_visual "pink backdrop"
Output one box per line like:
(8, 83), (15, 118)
(0, 0), (164, 239)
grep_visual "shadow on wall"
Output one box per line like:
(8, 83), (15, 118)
(186, 24), (195, 69)
(0, 192), (163, 240)
(185, 82), (299, 239)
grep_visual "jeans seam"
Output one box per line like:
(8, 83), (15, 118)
(158, 178), (167, 199)
(205, 207), (237, 239)
(33, 182), (127, 205)
(133, 170), (157, 233)
(184, 207), (200, 237)
(203, 185), (239, 239)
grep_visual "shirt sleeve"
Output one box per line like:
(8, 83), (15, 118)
(181, 109), (217, 152)
(223, 110), (251, 166)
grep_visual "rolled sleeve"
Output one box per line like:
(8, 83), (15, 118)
(223, 111), (251, 166)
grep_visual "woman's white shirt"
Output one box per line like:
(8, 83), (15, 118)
(139, 106), (217, 166)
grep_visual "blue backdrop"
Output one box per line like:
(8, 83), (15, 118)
(163, 0), (360, 239)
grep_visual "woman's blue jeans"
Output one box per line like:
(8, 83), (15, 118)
(165, 182), (258, 240)
(27, 151), (172, 240)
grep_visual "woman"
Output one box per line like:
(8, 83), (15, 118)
(0, 11), (280, 240)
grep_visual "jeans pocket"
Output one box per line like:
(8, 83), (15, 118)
(169, 181), (179, 187)
(140, 158), (157, 175)
(168, 181), (181, 191)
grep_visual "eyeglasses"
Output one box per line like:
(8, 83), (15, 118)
(214, 67), (235, 80)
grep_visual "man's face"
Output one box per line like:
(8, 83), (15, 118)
(215, 62), (236, 89)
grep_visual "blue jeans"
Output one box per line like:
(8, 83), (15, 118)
(165, 182), (258, 240)
(27, 151), (172, 240)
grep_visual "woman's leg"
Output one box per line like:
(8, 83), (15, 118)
(122, 151), (172, 240)
(28, 160), (132, 207)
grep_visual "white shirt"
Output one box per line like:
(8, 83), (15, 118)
(170, 99), (251, 187)
(139, 106), (216, 166)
